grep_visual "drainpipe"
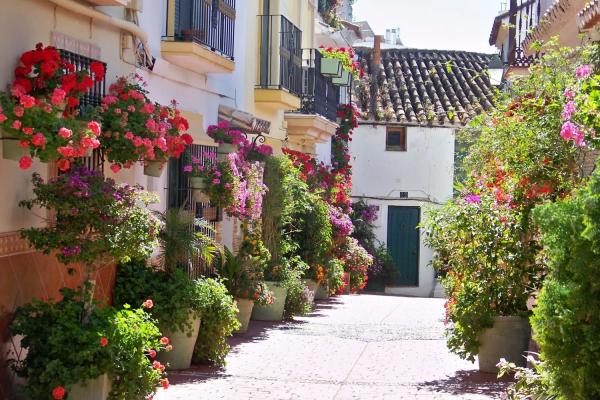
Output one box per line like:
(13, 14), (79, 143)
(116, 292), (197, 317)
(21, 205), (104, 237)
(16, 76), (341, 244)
(45, 0), (151, 61)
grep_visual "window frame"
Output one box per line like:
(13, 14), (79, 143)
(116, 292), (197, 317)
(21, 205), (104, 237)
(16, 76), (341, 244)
(386, 126), (407, 152)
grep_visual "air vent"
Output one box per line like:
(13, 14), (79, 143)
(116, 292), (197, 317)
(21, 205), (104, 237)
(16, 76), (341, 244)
(399, 192), (409, 198)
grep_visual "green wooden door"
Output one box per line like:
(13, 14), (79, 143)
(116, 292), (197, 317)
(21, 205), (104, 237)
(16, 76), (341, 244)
(387, 206), (420, 286)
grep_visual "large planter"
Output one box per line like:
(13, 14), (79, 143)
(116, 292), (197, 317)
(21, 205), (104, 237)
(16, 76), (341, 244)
(477, 316), (531, 373)
(158, 313), (201, 370)
(68, 373), (111, 400)
(320, 57), (342, 77)
(144, 160), (166, 177)
(189, 176), (210, 203)
(251, 281), (287, 321)
(217, 143), (237, 162)
(235, 298), (255, 333)
(2, 135), (29, 161)
(332, 70), (352, 87)
(314, 283), (329, 300)
(302, 279), (319, 305)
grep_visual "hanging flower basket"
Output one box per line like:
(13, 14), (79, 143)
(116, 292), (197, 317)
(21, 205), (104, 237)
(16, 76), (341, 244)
(320, 58), (342, 78)
(0, 43), (105, 171)
(98, 75), (193, 173)
(144, 160), (166, 177)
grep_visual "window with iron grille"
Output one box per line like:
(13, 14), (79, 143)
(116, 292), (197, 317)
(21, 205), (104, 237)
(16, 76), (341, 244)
(58, 49), (106, 110)
(167, 144), (219, 278)
(57, 49), (107, 174)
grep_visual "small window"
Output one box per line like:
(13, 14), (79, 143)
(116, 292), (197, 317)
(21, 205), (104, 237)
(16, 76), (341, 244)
(386, 127), (407, 151)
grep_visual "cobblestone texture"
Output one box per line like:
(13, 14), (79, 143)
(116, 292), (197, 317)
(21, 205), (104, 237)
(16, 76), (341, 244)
(154, 295), (511, 400)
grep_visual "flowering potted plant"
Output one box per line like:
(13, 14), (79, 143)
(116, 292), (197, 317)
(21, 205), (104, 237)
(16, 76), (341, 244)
(0, 43), (104, 170)
(342, 237), (373, 293)
(184, 151), (268, 221)
(206, 121), (246, 161)
(115, 208), (217, 370)
(217, 246), (274, 333)
(319, 46), (363, 86)
(97, 75), (193, 176)
(9, 285), (170, 400)
(19, 167), (159, 271)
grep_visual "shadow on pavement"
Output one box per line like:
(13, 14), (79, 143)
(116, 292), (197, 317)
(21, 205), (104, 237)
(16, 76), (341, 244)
(417, 369), (512, 398)
(167, 296), (346, 387)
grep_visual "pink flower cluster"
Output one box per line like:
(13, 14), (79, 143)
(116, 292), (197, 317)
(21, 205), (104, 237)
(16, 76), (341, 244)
(99, 75), (192, 169)
(560, 71), (589, 148)
(329, 205), (354, 236)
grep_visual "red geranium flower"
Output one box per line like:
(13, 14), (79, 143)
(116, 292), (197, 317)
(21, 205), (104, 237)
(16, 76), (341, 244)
(19, 156), (33, 170)
(52, 386), (65, 399)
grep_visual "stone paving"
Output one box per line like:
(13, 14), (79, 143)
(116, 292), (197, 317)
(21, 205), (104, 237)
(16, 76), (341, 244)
(154, 294), (511, 400)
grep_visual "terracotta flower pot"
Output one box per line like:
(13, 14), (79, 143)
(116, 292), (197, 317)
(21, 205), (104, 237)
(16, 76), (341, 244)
(235, 298), (254, 333)
(251, 281), (287, 321)
(302, 279), (319, 304)
(144, 160), (166, 177)
(217, 143), (237, 162)
(477, 316), (531, 373)
(68, 373), (111, 400)
(158, 313), (201, 370)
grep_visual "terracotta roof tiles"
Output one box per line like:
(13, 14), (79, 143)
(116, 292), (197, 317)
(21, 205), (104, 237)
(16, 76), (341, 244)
(355, 48), (496, 126)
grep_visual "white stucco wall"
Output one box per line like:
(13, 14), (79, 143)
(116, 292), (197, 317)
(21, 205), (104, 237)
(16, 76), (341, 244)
(315, 137), (332, 165)
(349, 123), (455, 297)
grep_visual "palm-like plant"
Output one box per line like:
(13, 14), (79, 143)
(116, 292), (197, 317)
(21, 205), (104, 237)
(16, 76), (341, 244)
(153, 207), (217, 273)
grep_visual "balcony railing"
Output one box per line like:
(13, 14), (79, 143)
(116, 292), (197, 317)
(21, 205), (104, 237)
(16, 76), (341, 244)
(164, 0), (236, 60)
(59, 49), (106, 109)
(257, 15), (303, 97)
(299, 49), (340, 122)
(505, 0), (542, 68)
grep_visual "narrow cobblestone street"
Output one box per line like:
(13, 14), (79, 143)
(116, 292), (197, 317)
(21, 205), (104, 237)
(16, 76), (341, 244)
(155, 295), (510, 399)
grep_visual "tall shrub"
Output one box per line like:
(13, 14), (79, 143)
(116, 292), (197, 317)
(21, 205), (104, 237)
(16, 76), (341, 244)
(532, 162), (600, 399)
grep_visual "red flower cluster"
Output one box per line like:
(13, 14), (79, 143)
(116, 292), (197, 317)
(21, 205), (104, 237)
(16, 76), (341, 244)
(0, 43), (104, 170)
(14, 43), (104, 115)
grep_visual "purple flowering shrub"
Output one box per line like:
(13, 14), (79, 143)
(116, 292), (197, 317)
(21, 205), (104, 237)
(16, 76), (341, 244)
(19, 167), (159, 268)
(328, 205), (354, 236)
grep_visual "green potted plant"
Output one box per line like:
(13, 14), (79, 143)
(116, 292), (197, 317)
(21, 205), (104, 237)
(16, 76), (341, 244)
(192, 278), (240, 366)
(319, 46), (363, 87)
(9, 285), (169, 400)
(422, 195), (537, 373)
(150, 207), (216, 369)
(217, 239), (274, 332)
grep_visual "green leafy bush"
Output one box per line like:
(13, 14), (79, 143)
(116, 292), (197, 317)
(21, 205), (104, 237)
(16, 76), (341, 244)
(326, 257), (345, 294)
(9, 286), (112, 400)
(532, 163), (600, 399)
(113, 259), (204, 335)
(106, 305), (168, 400)
(9, 285), (168, 400)
(281, 256), (312, 318)
(192, 278), (240, 365)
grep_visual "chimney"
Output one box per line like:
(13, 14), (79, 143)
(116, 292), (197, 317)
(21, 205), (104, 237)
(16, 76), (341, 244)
(373, 35), (383, 66)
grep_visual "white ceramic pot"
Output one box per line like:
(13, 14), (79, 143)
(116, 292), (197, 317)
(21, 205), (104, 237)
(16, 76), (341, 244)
(158, 313), (201, 370)
(217, 143), (237, 162)
(477, 316), (531, 373)
(320, 57), (342, 77)
(235, 298), (255, 333)
(68, 373), (111, 400)
(302, 279), (319, 304)
(332, 69), (352, 87)
(314, 283), (329, 300)
(144, 160), (166, 177)
(251, 281), (287, 321)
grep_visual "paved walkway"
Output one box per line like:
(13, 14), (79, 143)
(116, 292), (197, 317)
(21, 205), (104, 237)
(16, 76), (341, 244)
(155, 295), (510, 400)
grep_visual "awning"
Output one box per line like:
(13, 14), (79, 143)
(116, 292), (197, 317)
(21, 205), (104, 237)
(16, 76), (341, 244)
(218, 105), (271, 134)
